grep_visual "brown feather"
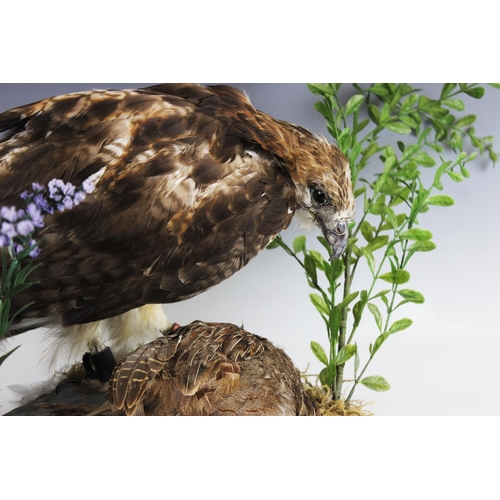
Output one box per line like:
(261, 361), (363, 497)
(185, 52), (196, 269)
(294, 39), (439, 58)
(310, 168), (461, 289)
(108, 321), (316, 416)
(1, 84), (354, 329)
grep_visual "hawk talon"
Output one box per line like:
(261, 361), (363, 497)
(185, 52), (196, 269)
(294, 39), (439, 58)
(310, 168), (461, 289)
(82, 346), (117, 383)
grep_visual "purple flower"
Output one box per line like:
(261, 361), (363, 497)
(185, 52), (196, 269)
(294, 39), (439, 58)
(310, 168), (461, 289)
(1, 222), (17, 238)
(62, 195), (74, 210)
(1, 177), (90, 258)
(82, 179), (96, 194)
(33, 194), (53, 215)
(74, 191), (86, 205)
(29, 241), (40, 258)
(48, 179), (65, 201)
(61, 183), (75, 196)
(1, 206), (18, 222)
(26, 203), (44, 227)
(17, 219), (35, 236)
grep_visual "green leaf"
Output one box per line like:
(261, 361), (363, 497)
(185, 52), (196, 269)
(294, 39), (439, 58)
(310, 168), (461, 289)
(319, 362), (336, 387)
(386, 122), (411, 134)
(380, 103), (391, 123)
(448, 171), (463, 182)
(460, 165), (470, 178)
(338, 128), (352, 152)
(311, 341), (328, 366)
(368, 303), (383, 332)
(372, 289), (391, 299)
(329, 306), (342, 338)
(401, 93), (419, 110)
(326, 123), (338, 140)
(333, 258), (346, 281)
(368, 203), (386, 215)
(399, 228), (433, 241)
(449, 131), (463, 149)
(488, 83), (500, 89)
(366, 235), (389, 252)
(360, 375), (391, 392)
(316, 236), (332, 256)
(304, 254), (317, 285)
(336, 344), (356, 365)
(360, 221), (374, 242)
(310, 293), (329, 316)
(371, 332), (389, 356)
(456, 115), (476, 127)
(363, 141), (379, 160)
(0, 345), (20, 366)
(308, 83), (334, 96)
(414, 151), (436, 167)
(399, 115), (417, 129)
(353, 119), (370, 135)
(309, 249), (326, 271)
(345, 94), (364, 115)
(369, 84), (390, 98)
(266, 239), (280, 250)
(293, 235), (306, 254)
(379, 269), (410, 284)
(338, 291), (360, 310)
(361, 247), (376, 276)
(314, 100), (331, 120)
(398, 289), (425, 304)
(353, 292), (368, 325)
(389, 318), (413, 333)
(382, 206), (397, 231)
(440, 83), (457, 99)
(426, 195), (455, 207)
(462, 86), (484, 99)
(400, 144), (420, 162)
(443, 98), (465, 111)
(381, 212), (406, 230)
(368, 104), (380, 124)
(354, 186), (367, 198)
(410, 241), (437, 252)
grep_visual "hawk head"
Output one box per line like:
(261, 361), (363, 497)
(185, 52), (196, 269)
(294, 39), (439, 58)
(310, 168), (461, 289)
(286, 133), (355, 260)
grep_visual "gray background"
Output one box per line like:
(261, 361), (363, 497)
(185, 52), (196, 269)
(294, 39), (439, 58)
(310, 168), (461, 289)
(1, 83), (499, 415)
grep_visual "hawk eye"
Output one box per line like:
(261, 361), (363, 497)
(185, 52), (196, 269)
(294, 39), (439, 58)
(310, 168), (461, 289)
(311, 187), (327, 205)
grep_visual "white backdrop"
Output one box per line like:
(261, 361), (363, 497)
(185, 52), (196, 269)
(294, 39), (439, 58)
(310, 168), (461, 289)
(1, 83), (499, 415)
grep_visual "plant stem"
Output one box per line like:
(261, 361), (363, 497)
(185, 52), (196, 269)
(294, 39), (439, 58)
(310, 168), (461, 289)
(333, 246), (352, 400)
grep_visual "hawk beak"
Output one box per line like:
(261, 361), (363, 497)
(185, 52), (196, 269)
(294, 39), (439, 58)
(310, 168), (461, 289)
(321, 220), (349, 261)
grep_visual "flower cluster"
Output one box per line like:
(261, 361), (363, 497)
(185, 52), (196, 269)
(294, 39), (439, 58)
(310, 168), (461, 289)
(1, 178), (96, 258)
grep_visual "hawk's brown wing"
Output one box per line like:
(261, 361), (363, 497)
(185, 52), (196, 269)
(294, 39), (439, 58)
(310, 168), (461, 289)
(1, 86), (296, 326)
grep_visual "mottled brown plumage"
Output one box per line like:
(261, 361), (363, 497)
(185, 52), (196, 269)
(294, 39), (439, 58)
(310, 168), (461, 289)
(107, 320), (315, 416)
(1, 84), (354, 361)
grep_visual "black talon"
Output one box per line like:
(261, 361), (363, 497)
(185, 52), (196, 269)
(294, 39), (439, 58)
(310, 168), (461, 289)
(82, 346), (117, 383)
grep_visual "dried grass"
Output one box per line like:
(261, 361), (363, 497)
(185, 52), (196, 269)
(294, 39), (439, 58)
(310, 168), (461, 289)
(304, 384), (373, 416)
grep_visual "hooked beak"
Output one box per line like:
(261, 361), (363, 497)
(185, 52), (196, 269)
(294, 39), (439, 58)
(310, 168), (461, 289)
(320, 219), (349, 261)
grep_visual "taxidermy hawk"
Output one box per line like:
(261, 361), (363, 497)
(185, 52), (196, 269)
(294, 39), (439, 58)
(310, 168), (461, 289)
(0, 84), (354, 369)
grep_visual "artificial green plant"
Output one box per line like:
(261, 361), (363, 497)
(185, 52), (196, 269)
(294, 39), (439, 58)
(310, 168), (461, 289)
(268, 83), (498, 405)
